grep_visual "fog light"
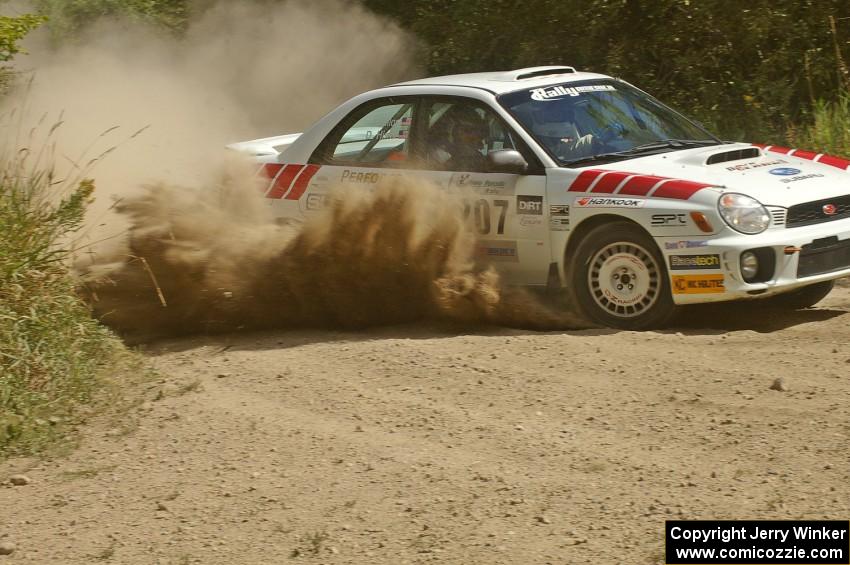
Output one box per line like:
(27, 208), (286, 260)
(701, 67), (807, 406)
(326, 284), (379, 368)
(741, 251), (759, 281)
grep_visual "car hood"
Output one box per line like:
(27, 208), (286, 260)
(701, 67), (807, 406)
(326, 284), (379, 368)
(589, 143), (850, 208)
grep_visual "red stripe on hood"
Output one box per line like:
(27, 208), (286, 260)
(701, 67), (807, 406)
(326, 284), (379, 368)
(619, 175), (668, 196)
(652, 179), (712, 200)
(591, 171), (631, 193)
(791, 149), (818, 160)
(761, 144), (850, 170)
(767, 146), (792, 154)
(567, 169), (605, 192)
(817, 154), (850, 170)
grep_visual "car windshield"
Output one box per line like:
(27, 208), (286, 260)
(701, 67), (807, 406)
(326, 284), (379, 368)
(497, 79), (721, 167)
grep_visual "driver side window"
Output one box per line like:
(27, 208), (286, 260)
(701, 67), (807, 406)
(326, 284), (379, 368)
(422, 99), (518, 173)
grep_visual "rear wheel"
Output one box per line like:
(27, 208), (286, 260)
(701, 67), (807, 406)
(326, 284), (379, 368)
(763, 280), (834, 310)
(567, 221), (677, 329)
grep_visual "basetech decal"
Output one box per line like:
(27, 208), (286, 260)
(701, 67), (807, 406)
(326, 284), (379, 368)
(257, 164), (322, 200)
(566, 169), (714, 200)
(753, 144), (850, 171)
(669, 254), (721, 270)
(672, 274), (725, 294)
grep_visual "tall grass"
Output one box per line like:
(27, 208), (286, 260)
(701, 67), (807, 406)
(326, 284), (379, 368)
(787, 93), (850, 157)
(0, 132), (122, 457)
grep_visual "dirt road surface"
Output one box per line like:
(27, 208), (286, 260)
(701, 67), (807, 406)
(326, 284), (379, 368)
(3, 282), (850, 564)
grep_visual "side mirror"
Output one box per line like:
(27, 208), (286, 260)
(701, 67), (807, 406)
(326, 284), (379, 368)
(487, 149), (528, 174)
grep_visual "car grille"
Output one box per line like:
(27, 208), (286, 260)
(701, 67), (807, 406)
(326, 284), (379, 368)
(797, 236), (850, 277)
(786, 194), (850, 227)
(767, 207), (787, 228)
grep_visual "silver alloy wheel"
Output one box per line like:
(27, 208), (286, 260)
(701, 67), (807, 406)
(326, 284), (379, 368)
(587, 241), (661, 318)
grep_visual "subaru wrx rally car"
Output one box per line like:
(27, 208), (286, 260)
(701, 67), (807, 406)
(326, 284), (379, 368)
(229, 66), (850, 329)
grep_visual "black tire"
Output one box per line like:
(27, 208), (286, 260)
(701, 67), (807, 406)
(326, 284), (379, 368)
(566, 221), (678, 329)
(763, 280), (835, 310)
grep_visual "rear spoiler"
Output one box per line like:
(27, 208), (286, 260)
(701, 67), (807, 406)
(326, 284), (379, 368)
(226, 133), (302, 156)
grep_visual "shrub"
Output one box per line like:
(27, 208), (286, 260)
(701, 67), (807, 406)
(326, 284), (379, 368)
(0, 137), (122, 456)
(786, 94), (850, 156)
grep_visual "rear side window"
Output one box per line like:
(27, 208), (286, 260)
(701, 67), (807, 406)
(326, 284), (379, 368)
(313, 99), (415, 166)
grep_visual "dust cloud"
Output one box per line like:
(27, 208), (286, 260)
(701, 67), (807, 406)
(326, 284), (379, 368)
(2, 0), (419, 213)
(2, 0), (586, 338)
(84, 173), (587, 342)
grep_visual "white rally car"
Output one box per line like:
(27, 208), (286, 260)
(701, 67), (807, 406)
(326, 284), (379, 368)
(229, 66), (850, 329)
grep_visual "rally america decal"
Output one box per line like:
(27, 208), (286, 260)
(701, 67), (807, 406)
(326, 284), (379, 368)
(530, 84), (616, 101)
(566, 169), (714, 200)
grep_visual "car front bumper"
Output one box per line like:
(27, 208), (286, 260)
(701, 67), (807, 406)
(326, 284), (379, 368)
(660, 216), (850, 305)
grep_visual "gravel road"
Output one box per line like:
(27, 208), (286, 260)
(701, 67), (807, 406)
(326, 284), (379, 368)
(2, 283), (850, 564)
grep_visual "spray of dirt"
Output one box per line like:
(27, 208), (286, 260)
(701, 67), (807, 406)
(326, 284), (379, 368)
(2, 0), (588, 338)
(84, 170), (588, 342)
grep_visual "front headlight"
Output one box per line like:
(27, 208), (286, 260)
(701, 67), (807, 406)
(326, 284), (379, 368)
(717, 193), (770, 234)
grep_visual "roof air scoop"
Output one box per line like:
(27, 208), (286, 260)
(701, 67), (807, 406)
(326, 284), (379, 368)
(496, 66), (577, 81)
(705, 147), (761, 165)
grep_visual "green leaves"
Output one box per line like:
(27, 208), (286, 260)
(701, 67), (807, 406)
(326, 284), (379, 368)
(0, 13), (47, 62)
(33, 0), (187, 39)
(364, 0), (850, 143)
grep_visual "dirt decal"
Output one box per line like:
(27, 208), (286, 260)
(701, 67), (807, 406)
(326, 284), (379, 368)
(83, 172), (586, 342)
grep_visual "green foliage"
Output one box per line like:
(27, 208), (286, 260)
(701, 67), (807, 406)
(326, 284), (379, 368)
(0, 137), (121, 457)
(787, 94), (850, 156)
(34, 0), (188, 39)
(0, 12), (47, 90)
(364, 0), (850, 143)
(0, 13), (47, 62)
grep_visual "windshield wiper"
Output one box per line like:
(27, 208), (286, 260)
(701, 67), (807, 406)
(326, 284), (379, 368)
(623, 139), (722, 153)
(561, 153), (634, 167)
(561, 139), (723, 167)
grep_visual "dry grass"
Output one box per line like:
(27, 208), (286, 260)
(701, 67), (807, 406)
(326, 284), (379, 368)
(0, 121), (128, 457)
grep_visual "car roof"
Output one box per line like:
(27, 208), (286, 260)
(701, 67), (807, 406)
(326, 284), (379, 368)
(391, 66), (613, 95)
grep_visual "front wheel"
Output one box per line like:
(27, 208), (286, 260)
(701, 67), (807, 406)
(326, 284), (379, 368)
(567, 221), (678, 329)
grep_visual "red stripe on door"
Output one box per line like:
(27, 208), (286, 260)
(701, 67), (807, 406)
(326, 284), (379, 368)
(285, 165), (321, 200)
(567, 169), (605, 192)
(652, 179), (711, 200)
(266, 164), (304, 199)
(618, 175), (668, 196)
(259, 163), (283, 178)
(591, 171), (631, 193)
